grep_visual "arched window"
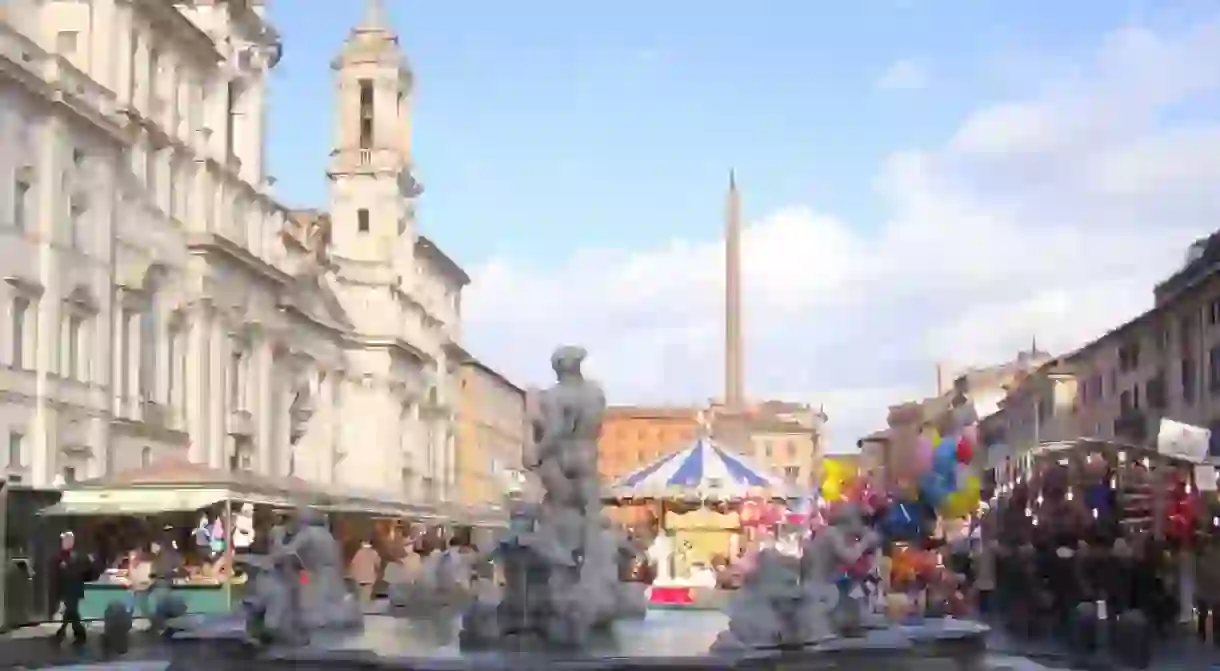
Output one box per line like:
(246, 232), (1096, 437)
(141, 446), (152, 467)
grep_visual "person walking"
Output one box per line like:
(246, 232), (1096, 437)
(974, 536), (997, 617)
(124, 548), (154, 624)
(1193, 530), (1220, 645)
(52, 531), (93, 645)
(349, 540), (382, 605)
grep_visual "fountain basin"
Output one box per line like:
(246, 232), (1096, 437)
(166, 609), (990, 670)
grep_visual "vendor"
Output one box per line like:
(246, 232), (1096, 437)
(150, 539), (184, 586)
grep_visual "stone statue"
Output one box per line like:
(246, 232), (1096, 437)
(801, 503), (884, 636)
(241, 508), (362, 646)
(713, 503), (882, 651)
(459, 346), (634, 651)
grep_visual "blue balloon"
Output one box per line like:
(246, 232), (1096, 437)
(881, 502), (923, 541)
(919, 470), (952, 508)
(933, 438), (958, 471)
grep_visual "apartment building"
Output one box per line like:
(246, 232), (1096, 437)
(987, 233), (1220, 466)
(454, 357), (527, 512)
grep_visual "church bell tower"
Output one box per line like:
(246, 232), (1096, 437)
(327, 0), (419, 271)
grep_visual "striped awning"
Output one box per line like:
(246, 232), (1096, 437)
(609, 436), (795, 500)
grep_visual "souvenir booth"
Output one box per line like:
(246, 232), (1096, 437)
(991, 436), (1212, 544)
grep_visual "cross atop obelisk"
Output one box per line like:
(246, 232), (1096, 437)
(724, 170), (745, 410)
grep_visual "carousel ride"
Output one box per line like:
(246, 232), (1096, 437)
(603, 434), (810, 591)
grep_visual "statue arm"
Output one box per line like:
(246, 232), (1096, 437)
(828, 529), (874, 566)
(533, 397), (568, 461)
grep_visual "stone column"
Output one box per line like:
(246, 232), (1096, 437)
(238, 75), (266, 186)
(110, 298), (125, 415)
(88, 0), (117, 92)
(254, 337), (274, 474)
(207, 317), (227, 469)
(276, 379), (293, 477)
(130, 308), (144, 421)
(185, 304), (209, 463)
(111, 0), (134, 104)
(315, 369), (336, 484)
(132, 31), (149, 115)
(155, 306), (171, 407)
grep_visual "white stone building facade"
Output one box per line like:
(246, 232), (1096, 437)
(0, 0), (465, 504)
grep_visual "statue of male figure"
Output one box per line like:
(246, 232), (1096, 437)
(276, 508), (361, 632)
(801, 503), (882, 637)
(526, 347), (606, 536)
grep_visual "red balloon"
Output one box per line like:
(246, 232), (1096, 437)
(956, 436), (974, 464)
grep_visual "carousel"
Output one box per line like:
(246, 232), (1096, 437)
(604, 435), (802, 587)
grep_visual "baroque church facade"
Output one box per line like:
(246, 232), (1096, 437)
(0, 0), (465, 505)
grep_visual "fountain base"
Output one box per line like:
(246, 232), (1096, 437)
(165, 611), (989, 670)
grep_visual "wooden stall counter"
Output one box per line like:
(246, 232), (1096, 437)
(78, 578), (244, 621)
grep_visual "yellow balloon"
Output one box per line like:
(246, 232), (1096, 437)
(962, 475), (981, 495)
(924, 427), (941, 446)
(822, 460), (843, 484)
(940, 489), (977, 518)
(939, 494), (966, 518)
(821, 479), (842, 502)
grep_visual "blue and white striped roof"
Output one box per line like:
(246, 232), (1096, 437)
(610, 436), (794, 500)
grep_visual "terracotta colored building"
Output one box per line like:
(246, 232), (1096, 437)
(598, 406), (701, 480)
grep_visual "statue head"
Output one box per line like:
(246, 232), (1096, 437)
(550, 346), (587, 381)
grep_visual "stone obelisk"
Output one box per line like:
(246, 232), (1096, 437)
(725, 170), (744, 410)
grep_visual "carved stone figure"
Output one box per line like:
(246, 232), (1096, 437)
(241, 508), (362, 646)
(802, 503), (883, 636)
(458, 347), (636, 650)
(714, 503), (883, 651)
(279, 509), (363, 631)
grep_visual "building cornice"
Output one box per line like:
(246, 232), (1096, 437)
(186, 232), (291, 288)
(136, 0), (223, 65)
(346, 335), (429, 365)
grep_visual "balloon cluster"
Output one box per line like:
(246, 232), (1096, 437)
(875, 410), (982, 541)
(915, 422), (980, 519)
(820, 460), (860, 503)
(888, 544), (937, 587)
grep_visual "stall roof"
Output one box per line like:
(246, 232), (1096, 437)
(40, 488), (228, 516)
(75, 459), (329, 497)
(53, 459), (450, 519)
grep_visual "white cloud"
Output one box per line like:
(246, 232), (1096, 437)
(875, 59), (930, 91)
(462, 17), (1220, 452)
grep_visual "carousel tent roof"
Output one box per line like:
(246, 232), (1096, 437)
(609, 436), (795, 500)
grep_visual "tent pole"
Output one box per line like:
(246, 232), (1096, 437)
(223, 495), (233, 609)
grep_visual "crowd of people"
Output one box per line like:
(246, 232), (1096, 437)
(952, 492), (1220, 660)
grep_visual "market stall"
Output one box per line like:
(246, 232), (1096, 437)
(38, 459), (341, 620)
(605, 435), (797, 593)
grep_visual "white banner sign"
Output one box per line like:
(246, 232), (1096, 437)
(1157, 419), (1211, 463)
(1195, 465), (1217, 492)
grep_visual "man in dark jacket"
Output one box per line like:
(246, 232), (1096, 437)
(52, 531), (93, 644)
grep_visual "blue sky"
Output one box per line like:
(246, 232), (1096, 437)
(267, 0), (1193, 267)
(263, 2), (1220, 448)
